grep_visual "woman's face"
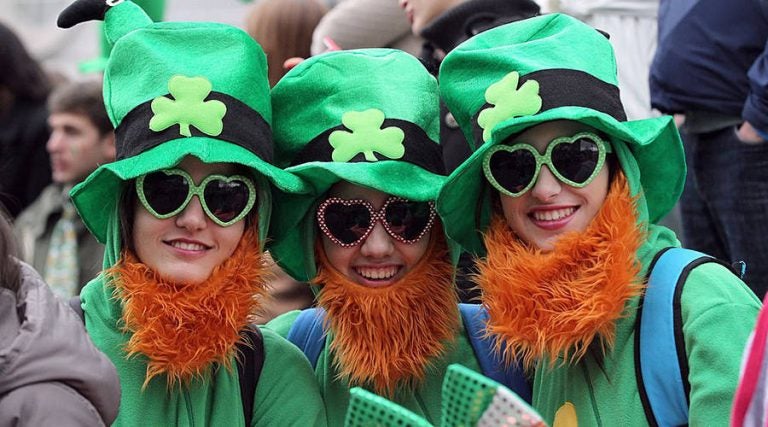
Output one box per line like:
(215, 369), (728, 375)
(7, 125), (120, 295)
(132, 156), (247, 285)
(497, 120), (610, 252)
(319, 182), (432, 288)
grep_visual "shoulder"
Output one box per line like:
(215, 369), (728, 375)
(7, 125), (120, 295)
(680, 261), (761, 314)
(15, 185), (61, 227)
(259, 324), (310, 363)
(0, 382), (107, 427)
(263, 309), (303, 338)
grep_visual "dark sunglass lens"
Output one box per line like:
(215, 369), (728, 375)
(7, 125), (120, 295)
(323, 202), (372, 245)
(141, 172), (189, 215)
(384, 201), (432, 241)
(204, 179), (251, 223)
(551, 137), (600, 184)
(489, 149), (537, 194)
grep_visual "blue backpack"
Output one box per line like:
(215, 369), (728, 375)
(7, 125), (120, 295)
(286, 303), (532, 402)
(636, 247), (744, 427)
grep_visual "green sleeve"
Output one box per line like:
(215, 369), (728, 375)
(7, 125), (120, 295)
(264, 309), (302, 338)
(682, 263), (761, 426)
(253, 327), (326, 426)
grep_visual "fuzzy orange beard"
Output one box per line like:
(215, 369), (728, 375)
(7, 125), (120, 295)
(314, 227), (459, 397)
(108, 228), (269, 388)
(476, 172), (644, 370)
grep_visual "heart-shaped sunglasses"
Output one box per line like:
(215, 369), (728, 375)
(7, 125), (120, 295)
(483, 131), (612, 197)
(316, 196), (436, 247)
(136, 168), (256, 227)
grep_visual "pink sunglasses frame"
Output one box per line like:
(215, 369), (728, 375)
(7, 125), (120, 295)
(315, 196), (436, 247)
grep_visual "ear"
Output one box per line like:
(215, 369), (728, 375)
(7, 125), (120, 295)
(101, 131), (117, 161)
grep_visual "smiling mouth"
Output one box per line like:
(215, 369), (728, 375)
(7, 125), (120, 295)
(355, 266), (401, 281)
(166, 240), (211, 251)
(530, 207), (576, 222)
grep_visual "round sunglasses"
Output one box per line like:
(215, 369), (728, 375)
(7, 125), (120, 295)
(135, 168), (257, 227)
(483, 132), (612, 198)
(316, 196), (437, 247)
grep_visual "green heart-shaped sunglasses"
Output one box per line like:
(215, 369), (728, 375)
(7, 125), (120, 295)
(136, 168), (257, 227)
(483, 131), (612, 197)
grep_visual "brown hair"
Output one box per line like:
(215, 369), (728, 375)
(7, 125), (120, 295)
(0, 205), (21, 293)
(48, 79), (113, 136)
(245, 0), (327, 87)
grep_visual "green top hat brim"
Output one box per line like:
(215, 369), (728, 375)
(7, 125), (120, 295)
(268, 160), (447, 282)
(436, 107), (684, 256)
(72, 137), (307, 245)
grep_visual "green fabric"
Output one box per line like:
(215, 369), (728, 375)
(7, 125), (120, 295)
(268, 49), (447, 282)
(71, 1), (307, 245)
(531, 261), (760, 426)
(267, 310), (482, 427)
(436, 14), (685, 256)
(80, 277), (326, 426)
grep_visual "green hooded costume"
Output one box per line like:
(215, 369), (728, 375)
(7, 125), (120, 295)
(58, 1), (324, 425)
(436, 13), (761, 426)
(265, 48), (495, 426)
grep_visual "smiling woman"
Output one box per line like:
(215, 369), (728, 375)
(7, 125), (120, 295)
(56, 0), (326, 425)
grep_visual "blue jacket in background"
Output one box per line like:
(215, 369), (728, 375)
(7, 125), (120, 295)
(650, 0), (768, 133)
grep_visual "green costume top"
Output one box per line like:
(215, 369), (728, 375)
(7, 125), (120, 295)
(266, 49), (491, 425)
(269, 312), (481, 426)
(57, 1), (324, 425)
(436, 13), (761, 426)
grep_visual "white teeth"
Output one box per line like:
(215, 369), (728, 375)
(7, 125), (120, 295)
(170, 241), (207, 251)
(532, 207), (575, 222)
(356, 266), (399, 280)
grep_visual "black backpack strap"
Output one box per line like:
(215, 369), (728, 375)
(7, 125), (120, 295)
(68, 296), (84, 322)
(237, 324), (264, 427)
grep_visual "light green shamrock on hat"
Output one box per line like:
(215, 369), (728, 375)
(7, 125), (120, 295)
(149, 75), (227, 137)
(477, 71), (542, 142)
(329, 109), (405, 162)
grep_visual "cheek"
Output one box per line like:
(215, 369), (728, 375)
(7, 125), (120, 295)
(401, 231), (431, 266)
(218, 222), (246, 256)
(132, 207), (162, 261)
(499, 194), (525, 228)
(320, 234), (352, 272)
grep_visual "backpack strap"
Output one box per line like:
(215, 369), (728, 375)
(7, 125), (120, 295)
(286, 308), (327, 369)
(459, 303), (531, 403)
(635, 247), (731, 427)
(237, 325), (264, 427)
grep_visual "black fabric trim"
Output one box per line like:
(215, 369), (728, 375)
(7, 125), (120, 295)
(673, 257), (733, 403)
(237, 325), (264, 426)
(471, 68), (626, 145)
(291, 118), (446, 175)
(115, 91), (273, 163)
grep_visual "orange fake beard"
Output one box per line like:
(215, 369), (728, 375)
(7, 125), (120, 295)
(476, 172), (644, 370)
(109, 228), (269, 388)
(314, 227), (459, 397)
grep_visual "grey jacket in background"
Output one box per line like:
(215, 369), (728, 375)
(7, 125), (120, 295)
(14, 184), (105, 295)
(0, 261), (120, 426)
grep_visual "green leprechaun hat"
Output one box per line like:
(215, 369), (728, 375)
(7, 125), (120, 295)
(268, 48), (447, 282)
(436, 13), (685, 256)
(57, 0), (306, 251)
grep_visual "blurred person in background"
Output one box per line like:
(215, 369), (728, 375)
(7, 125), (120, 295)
(245, 0), (325, 322)
(310, 0), (422, 56)
(0, 204), (121, 426)
(650, 0), (768, 298)
(0, 22), (53, 219)
(245, 0), (328, 87)
(15, 80), (115, 299)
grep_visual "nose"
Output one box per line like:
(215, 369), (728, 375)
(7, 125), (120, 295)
(175, 195), (207, 231)
(398, 0), (407, 9)
(529, 165), (562, 202)
(359, 221), (394, 258)
(46, 131), (63, 154)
